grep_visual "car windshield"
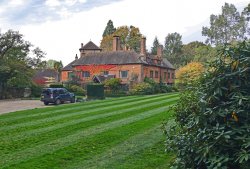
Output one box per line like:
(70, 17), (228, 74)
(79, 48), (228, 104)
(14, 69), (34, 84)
(42, 89), (51, 95)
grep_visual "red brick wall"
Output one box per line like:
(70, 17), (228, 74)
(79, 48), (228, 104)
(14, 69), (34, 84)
(61, 64), (175, 84)
(143, 65), (175, 84)
(61, 71), (70, 82)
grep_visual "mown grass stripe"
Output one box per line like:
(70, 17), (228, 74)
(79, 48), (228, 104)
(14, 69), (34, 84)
(0, 93), (176, 122)
(5, 106), (173, 169)
(0, 94), (177, 132)
(1, 104), (172, 168)
(0, 97), (178, 142)
(70, 125), (163, 169)
(118, 140), (173, 169)
(0, 98), (177, 156)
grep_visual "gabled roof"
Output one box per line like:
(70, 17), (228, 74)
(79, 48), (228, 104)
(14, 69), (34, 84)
(79, 41), (101, 51)
(62, 59), (77, 71)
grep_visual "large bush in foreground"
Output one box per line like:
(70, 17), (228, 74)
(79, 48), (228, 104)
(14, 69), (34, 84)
(165, 41), (250, 169)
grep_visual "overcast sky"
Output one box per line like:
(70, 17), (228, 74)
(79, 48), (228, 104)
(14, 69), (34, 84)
(0, 0), (249, 65)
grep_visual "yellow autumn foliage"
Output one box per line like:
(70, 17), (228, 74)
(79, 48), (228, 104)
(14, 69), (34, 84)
(176, 62), (204, 86)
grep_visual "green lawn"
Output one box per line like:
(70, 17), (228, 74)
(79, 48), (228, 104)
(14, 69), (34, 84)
(0, 93), (179, 169)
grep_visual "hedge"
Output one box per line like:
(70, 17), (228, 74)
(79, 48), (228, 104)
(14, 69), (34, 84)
(87, 84), (105, 100)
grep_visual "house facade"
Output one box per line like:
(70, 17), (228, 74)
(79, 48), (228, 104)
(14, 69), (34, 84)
(61, 36), (175, 85)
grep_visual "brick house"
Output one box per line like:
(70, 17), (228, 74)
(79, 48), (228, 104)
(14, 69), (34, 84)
(61, 36), (175, 85)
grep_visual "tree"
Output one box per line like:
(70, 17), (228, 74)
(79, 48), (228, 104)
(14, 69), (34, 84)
(46, 59), (58, 69)
(28, 47), (47, 69)
(151, 36), (160, 55)
(164, 32), (183, 68)
(127, 26), (141, 53)
(113, 26), (130, 49)
(202, 3), (249, 45)
(0, 30), (45, 99)
(175, 62), (204, 88)
(180, 41), (205, 64)
(53, 61), (63, 82)
(242, 3), (250, 36)
(165, 41), (250, 168)
(193, 44), (217, 62)
(100, 34), (113, 52)
(102, 20), (116, 37)
(100, 25), (142, 52)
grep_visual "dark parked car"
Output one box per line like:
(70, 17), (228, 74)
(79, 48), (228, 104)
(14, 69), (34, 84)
(41, 88), (75, 105)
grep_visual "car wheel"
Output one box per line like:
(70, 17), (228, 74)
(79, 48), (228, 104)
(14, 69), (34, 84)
(71, 97), (75, 103)
(44, 101), (49, 105)
(55, 99), (61, 105)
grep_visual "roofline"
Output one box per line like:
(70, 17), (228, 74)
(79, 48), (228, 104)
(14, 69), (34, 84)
(71, 63), (175, 70)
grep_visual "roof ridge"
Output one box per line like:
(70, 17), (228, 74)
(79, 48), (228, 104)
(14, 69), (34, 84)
(81, 41), (101, 50)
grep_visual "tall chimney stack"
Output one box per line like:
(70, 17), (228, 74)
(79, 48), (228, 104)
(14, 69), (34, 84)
(140, 37), (146, 55)
(79, 43), (85, 57)
(113, 36), (120, 51)
(157, 45), (163, 58)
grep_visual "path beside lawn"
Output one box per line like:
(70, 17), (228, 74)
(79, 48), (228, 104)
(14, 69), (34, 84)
(0, 100), (48, 115)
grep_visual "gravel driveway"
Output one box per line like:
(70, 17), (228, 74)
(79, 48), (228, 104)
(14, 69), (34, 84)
(0, 100), (48, 115)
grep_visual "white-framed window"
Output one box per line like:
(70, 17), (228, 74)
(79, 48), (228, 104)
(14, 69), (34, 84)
(155, 71), (159, 78)
(164, 72), (167, 80)
(120, 70), (128, 78)
(103, 71), (109, 75)
(150, 70), (154, 78)
(82, 71), (90, 78)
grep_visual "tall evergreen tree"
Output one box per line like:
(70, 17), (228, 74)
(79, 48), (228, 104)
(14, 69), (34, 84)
(102, 20), (116, 37)
(202, 3), (249, 45)
(164, 32), (183, 68)
(151, 36), (160, 55)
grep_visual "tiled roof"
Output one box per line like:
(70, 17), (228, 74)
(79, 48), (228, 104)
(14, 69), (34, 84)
(73, 51), (143, 65)
(33, 69), (58, 80)
(72, 51), (175, 69)
(62, 60), (78, 71)
(79, 41), (101, 50)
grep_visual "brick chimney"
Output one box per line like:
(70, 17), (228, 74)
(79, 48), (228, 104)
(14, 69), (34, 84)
(113, 36), (120, 51)
(157, 45), (163, 59)
(140, 37), (146, 55)
(79, 43), (85, 57)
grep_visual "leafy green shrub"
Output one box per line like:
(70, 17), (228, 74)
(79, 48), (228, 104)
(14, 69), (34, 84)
(130, 82), (153, 95)
(104, 78), (122, 93)
(49, 84), (63, 88)
(30, 84), (43, 97)
(87, 84), (105, 100)
(164, 41), (250, 169)
(67, 85), (86, 96)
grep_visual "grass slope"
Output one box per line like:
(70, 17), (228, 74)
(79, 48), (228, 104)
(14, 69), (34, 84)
(0, 93), (179, 169)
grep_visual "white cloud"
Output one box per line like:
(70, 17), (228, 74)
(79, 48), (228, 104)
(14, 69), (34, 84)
(57, 7), (73, 18)
(64, 0), (78, 6)
(45, 0), (61, 7)
(78, 0), (87, 3)
(13, 0), (250, 66)
(9, 0), (25, 6)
